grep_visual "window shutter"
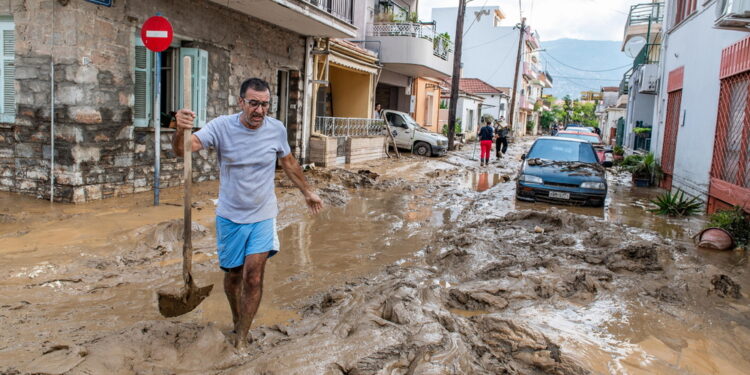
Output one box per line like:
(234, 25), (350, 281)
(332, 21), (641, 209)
(0, 21), (14, 123)
(133, 44), (153, 127)
(198, 49), (208, 127)
(178, 48), (208, 127)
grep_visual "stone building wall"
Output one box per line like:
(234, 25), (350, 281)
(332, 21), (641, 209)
(0, 0), (307, 202)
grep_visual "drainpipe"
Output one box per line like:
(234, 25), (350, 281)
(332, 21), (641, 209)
(49, 0), (55, 202)
(50, 60), (54, 202)
(302, 36), (314, 163)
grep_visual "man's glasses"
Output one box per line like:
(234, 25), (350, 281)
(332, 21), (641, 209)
(242, 98), (271, 109)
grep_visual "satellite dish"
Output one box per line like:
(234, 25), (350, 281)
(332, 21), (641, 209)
(624, 36), (646, 58)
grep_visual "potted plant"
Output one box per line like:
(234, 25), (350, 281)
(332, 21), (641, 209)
(695, 206), (750, 250)
(613, 145), (624, 161)
(625, 153), (662, 187)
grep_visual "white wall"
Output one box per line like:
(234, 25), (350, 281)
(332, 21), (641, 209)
(652, 1), (748, 198)
(477, 93), (502, 120)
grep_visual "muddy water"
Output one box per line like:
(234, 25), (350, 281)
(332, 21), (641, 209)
(191, 191), (444, 328)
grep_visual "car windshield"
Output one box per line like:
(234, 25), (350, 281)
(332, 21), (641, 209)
(385, 112), (429, 130)
(556, 133), (601, 144)
(527, 139), (598, 163)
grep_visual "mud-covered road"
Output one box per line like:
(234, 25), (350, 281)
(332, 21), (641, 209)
(1, 138), (749, 374)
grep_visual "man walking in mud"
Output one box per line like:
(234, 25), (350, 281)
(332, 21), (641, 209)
(172, 78), (323, 349)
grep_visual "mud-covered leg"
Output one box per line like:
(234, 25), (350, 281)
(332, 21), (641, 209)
(224, 268), (242, 329)
(234, 252), (268, 349)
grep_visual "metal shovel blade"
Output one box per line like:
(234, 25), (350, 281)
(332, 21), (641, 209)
(157, 275), (214, 318)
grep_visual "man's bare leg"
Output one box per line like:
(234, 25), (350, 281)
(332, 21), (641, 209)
(234, 252), (269, 349)
(224, 268), (242, 329)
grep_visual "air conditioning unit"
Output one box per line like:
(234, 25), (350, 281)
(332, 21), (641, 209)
(638, 64), (659, 94)
(715, 0), (750, 30)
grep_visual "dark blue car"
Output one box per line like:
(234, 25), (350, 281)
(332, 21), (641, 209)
(516, 137), (607, 207)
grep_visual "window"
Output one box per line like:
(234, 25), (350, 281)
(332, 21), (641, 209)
(134, 39), (208, 128)
(425, 93), (434, 126)
(673, 0), (697, 26)
(0, 16), (14, 123)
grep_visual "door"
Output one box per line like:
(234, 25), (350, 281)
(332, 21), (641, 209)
(661, 89), (682, 189)
(385, 112), (411, 148)
(275, 70), (289, 124)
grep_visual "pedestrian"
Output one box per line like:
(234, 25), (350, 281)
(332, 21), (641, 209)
(494, 121), (509, 159)
(478, 120), (495, 166)
(172, 77), (323, 350)
(551, 123), (559, 136)
(373, 103), (382, 119)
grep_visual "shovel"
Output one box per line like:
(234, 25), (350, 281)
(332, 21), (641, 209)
(157, 56), (213, 317)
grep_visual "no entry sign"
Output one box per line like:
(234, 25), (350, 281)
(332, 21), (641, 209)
(140, 16), (173, 52)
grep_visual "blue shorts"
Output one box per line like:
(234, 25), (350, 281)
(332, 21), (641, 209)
(215, 216), (279, 271)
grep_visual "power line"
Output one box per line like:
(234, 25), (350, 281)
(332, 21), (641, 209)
(463, 0), (490, 36)
(464, 29), (517, 50)
(542, 51), (632, 73)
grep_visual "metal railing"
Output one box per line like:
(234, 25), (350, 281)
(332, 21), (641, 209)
(302, 0), (353, 24)
(626, 1), (664, 28)
(371, 22), (454, 60)
(633, 43), (661, 70)
(315, 117), (386, 137)
(619, 68), (633, 96)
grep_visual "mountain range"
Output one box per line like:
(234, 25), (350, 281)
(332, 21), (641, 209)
(539, 38), (633, 99)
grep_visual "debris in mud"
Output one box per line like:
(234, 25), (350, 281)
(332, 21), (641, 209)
(132, 219), (207, 254)
(357, 169), (380, 180)
(711, 274), (742, 299)
(316, 184), (350, 207)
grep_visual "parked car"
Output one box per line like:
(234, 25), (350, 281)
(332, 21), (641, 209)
(564, 124), (595, 132)
(382, 110), (448, 156)
(516, 137), (608, 207)
(555, 130), (613, 167)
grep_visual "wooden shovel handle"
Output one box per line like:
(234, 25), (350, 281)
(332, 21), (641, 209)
(182, 56), (193, 287)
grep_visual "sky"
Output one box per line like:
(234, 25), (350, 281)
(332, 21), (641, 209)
(418, 0), (644, 41)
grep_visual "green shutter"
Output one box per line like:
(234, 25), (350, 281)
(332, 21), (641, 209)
(179, 48), (208, 127)
(0, 21), (14, 123)
(133, 44), (153, 127)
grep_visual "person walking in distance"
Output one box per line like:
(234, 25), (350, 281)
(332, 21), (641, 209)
(478, 121), (495, 166)
(172, 77), (323, 349)
(495, 122), (509, 160)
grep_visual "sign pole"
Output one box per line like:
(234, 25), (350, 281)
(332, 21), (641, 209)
(154, 49), (161, 206)
(141, 13), (173, 206)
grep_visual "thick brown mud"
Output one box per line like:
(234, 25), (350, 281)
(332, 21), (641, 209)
(1, 139), (749, 374)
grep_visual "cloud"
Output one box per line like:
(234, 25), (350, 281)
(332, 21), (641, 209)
(419, 0), (644, 41)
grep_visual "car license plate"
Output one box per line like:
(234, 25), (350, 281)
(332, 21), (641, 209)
(549, 191), (570, 199)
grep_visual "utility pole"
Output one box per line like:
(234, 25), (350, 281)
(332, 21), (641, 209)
(447, 0), (467, 151)
(508, 17), (526, 135)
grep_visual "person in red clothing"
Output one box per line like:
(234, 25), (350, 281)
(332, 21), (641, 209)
(478, 121), (495, 166)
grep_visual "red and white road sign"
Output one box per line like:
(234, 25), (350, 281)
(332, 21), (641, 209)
(140, 16), (173, 52)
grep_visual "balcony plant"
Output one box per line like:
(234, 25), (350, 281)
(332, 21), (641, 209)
(633, 127), (651, 138)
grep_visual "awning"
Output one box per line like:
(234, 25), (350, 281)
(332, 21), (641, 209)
(329, 52), (379, 76)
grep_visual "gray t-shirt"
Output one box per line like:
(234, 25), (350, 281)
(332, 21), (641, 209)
(194, 113), (291, 224)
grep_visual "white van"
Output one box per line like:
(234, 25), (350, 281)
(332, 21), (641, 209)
(382, 110), (449, 156)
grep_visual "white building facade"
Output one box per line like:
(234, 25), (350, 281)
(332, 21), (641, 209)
(649, 0), (750, 212)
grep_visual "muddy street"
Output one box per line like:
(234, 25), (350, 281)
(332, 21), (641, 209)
(1, 139), (749, 374)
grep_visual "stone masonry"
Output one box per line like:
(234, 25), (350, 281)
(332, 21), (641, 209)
(0, 0), (307, 202)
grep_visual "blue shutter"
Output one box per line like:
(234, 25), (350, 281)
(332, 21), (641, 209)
(133, 43), (153, 127)
(179, 48), (208, 127)
(0, 18), (15, 123)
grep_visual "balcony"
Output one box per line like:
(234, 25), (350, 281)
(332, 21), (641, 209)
(525, 30), (541, 50)
(210, 0), (356, 38)
(619, 68), (633, 96)
(368, 22), (454, 78)
(622, 2), (663, 51)
(522, 62), (535, 80)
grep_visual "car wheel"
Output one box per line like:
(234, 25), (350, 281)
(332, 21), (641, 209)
(414, 142), (431, 157)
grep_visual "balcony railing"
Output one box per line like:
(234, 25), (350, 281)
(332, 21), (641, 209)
(633, 43), (661, 70)
(626, 1), (664, 29)
(315, 117), (386, 137)
(619, 68), (633, 96)
(302, 0), (353, 24)
(371, 22), (454, 60)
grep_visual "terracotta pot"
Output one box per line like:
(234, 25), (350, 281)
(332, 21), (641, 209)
(694, 228), (736, 250)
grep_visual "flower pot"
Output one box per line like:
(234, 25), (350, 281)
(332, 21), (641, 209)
(632, 175), (651, 187)
(693, 227), (736, 250)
